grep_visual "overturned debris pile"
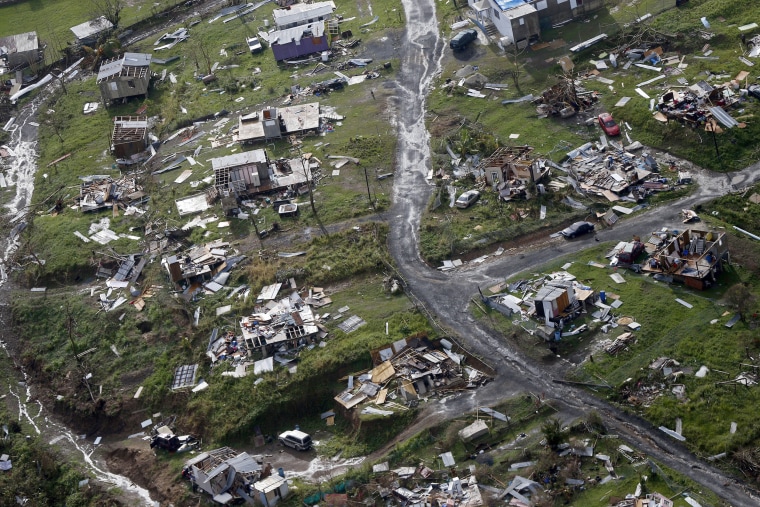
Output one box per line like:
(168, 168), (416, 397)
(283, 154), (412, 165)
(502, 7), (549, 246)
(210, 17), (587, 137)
(535, 77), (598, 118)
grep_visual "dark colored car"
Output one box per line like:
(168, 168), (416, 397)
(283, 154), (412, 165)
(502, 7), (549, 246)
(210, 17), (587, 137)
(748, 83), (760, 100)
(150, 433), (198, 453)
(598, 112), (620, 136)
(450, 29), (478, 50)
(560, 221), (594, 239)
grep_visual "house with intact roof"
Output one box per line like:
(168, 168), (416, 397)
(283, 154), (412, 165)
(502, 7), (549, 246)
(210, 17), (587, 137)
(0, 32), (41, 70)
(469, 0), (603, 45)
(272, 1), (336, 29)
(70, 16), (114, 47)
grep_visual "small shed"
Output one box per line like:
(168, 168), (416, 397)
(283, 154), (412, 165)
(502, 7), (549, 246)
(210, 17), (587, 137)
(97, 52), (152, 106)
(112, 116), (148, 159)
(0, 31), (40, 69)
(70, 16), (114, 47)
(459, 419), (489, 442)
(270, 22), (330, 62)
(252, 474), (289, 506)
(533, 282), (574, 326)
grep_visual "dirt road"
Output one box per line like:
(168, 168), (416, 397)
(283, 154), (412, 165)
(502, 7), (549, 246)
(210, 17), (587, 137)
(387, 0), (760, 504)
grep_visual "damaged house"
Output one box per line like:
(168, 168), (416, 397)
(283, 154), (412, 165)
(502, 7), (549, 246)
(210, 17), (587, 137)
(163, 240), (246, 298)
(238, 289), (321, 360)
(213, 150), (272, 197)
(270, 22), (330, 62)
(334, 337), (493, 415)
(533, 279), (579, 327)
(0, 31), (41, 70)
(97, 52), (152, 106)
(642, 228), (728, 290)
(237, 103), (321, 144)
(477, 146), (549, 199)
(184, 447), (284, 505)
(111, 116), (148, 160)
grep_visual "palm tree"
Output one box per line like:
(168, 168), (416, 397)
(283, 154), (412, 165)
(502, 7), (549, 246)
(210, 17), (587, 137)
(83, 38), (122, 71)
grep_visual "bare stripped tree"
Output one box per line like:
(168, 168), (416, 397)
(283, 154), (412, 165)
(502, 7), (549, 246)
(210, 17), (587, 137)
(91, 0), (124, 30)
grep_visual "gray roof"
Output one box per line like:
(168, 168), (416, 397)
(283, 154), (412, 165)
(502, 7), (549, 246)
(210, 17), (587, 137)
(270, 21), (326, 45)
(211, 150), (268, 171)
(273, 1), (335, 27)
(97, 52), (152, 81)
(0, 32), (38, 55)
(71, 16), (114, 41)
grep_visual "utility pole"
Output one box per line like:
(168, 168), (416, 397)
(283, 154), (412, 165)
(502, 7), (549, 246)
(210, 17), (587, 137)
(710, 122), (721, 169)
(298, 150), (328, 236)
(363, 165), (374, 210)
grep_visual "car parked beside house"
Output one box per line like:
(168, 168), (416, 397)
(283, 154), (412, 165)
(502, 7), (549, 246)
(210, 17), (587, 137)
(450, 29), (478, 50)
(455, 190), (480, 209)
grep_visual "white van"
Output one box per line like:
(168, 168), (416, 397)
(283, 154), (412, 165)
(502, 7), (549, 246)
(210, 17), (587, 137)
(278, 430), (312, 451)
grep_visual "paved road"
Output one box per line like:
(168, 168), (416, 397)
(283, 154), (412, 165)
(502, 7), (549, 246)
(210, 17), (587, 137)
(389, 0), (760, 504)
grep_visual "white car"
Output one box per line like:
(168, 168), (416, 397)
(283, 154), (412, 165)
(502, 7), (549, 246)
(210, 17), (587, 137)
(278, 430), (312, 451)
(455, 190), (480, 209)
(247, 36), (263, 54)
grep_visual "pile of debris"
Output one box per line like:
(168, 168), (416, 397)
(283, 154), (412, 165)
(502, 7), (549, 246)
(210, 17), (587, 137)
(334, 337), (493, 415)
(563, 142), (666, 202)
(76, 175), (146, 213)
(236, 286), (325, 361)
(535, 77), (598, 118)
(163, 240), (247, 300)
(656, 82), (741, 130)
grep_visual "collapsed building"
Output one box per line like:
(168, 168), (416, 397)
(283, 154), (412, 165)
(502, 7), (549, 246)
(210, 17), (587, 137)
(563, 142), (661, 202)
(641, 228), (728, 290)
(183, 447), (289, 506)
(477, 146), (550, 200)
(656, 82), (741, 129)
(163, 240), (247, 299)
(481, 271), (597, 339)
(334, 337), (493, 415)
(237, 287), (323, 360)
